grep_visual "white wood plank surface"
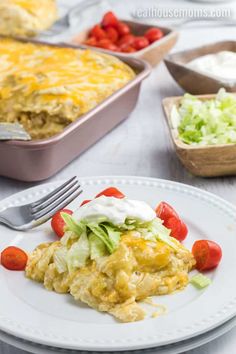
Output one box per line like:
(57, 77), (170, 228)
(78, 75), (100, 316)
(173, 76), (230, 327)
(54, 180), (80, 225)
(1, 0), (236, 353)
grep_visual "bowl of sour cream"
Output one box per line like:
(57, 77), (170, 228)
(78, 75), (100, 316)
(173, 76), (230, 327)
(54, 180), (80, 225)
(164, 41), (236, 94)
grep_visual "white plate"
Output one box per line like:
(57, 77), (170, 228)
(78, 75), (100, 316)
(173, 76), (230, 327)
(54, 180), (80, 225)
(0, 176), (236, 351)
(0, 315), (236, 354)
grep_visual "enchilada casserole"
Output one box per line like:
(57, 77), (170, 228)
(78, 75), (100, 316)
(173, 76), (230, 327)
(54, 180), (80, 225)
(0, 38), (135, 139)
(0, 0), (57, 37)
(26, 195), (195, 322)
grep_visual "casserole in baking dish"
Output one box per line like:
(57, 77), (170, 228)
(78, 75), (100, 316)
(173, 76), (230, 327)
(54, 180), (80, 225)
(0, 39), (150, 181)
(0, 0), (57, 37)
(0, 38), (135, 139)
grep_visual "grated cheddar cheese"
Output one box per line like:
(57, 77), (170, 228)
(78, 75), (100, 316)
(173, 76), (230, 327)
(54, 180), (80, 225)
(0, 38), (135, 139)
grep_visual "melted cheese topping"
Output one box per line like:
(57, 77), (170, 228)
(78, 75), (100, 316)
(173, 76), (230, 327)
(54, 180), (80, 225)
(0, 38), (135, 139)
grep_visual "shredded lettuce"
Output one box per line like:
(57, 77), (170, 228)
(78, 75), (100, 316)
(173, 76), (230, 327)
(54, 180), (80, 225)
(61, 212), (85, 236)
(87, 223), (121, 253)
(172, 88), (236, 146)
(136, 218), (179, 251)
(54, 246), (68, 273)
(66, 232), (90, 273)
(101, 224), (121, 250)
(190, 273), (211, 289)
(89, 233), (107, 260)
(60, 213), (179, 272)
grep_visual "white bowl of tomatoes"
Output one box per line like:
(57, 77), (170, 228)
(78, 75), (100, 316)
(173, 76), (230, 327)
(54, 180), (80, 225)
(71, 11), (179, 67)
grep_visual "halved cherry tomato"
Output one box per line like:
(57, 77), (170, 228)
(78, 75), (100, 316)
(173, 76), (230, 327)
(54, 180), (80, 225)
(116, 22), (130, 36)
(156, 202), (178, 223)
(101, 11), (119, 28)
(165, 217), (188, 242)
(96, 39), (118, 51)
(84, 36), (97, 46)
(51, 209), (73, 238)
(192, 240), (222, 271)
(118, 34), (135, 47)
(121, 45), (136, 53)
(90, 25), (107, 40)
(96, 187), (125, 199)
(105, 27), (119, 42)
(145, 28), (164, 43)
(133, 36), (149, 50)
(1, 246), (28, 271)
(80, 199), (91, 207)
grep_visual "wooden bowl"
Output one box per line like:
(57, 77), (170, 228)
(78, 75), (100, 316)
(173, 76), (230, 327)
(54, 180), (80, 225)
(70, 20), (178, 67)
(162, 93), (236, 177)
(164, 41), (236, 94)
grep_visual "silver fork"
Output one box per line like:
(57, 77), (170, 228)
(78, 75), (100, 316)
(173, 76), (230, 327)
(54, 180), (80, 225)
(0, 176), (82, 231)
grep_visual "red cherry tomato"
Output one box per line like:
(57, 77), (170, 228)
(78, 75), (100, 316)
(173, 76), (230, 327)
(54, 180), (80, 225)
(116, 22), (131, 36)
(165, 217), (188, 242)
(96, 187), (125, 199)
(80, 199), (91, 207)
(105, 27), (119, 42)
(90, 25), (107, 40)
(118, 34), (135, 46)
(156, 202), (178, 223)
(121, 45), (136, 53)
(51, 209), (73, 238)
(83, 36), (97, 46)
(192, 240), (222, 271)
(101, 11), (119, 28)
(133, 36), (149, 50)
(1, 246), (28, 271)
(96, 39), (118, 51)
(145, 27), (164, 43)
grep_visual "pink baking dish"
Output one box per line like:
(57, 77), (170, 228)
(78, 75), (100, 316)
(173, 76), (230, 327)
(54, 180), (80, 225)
(0, 40), (151, 182)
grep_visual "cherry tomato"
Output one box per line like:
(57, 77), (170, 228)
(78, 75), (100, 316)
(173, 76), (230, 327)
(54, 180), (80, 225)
(51, 209), (73, 238)
(90, 25), (107, 40)
(101, 11), (119, 28)
(121, 45), (136, 53)
(96, 39), (118, 51)
(165, 217), (188, 242)
(156, 202), (178, 223)
(116, 22), (131, 36)
(105, 27), (119, 42)
(192, 240), (222, 271)
(145, 27), (164, 43)
(118, 34), (135, 47)
(80, 199), (91, 207)
(84, 36), (97, 46)
(96, 187), (125, 199)
(1, 246), (28, 271)
(133, 36), (149, 50)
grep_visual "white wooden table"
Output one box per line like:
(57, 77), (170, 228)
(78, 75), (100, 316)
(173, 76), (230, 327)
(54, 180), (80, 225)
(1, 0), (236, 353)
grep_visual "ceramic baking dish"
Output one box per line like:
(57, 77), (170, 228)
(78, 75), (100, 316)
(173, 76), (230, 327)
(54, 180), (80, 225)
(162, 93), (236, 177)
(0, 40), (151, 182)
(164, 41), (236, 94)
(71, 20), (178, 67)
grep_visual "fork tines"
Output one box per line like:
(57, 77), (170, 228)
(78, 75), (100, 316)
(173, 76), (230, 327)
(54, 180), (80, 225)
(31, 176), (82, 222)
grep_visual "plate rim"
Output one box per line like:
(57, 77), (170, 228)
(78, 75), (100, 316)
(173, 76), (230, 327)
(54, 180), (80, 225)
(0, 315), (236, 354)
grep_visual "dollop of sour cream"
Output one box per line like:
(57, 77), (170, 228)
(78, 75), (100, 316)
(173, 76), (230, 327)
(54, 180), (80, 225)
(187, 51), (236, 82)
(73, 196), (156, 225)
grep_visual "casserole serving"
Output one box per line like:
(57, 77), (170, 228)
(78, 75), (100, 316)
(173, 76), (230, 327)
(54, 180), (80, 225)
(0, 0), (57, 37)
